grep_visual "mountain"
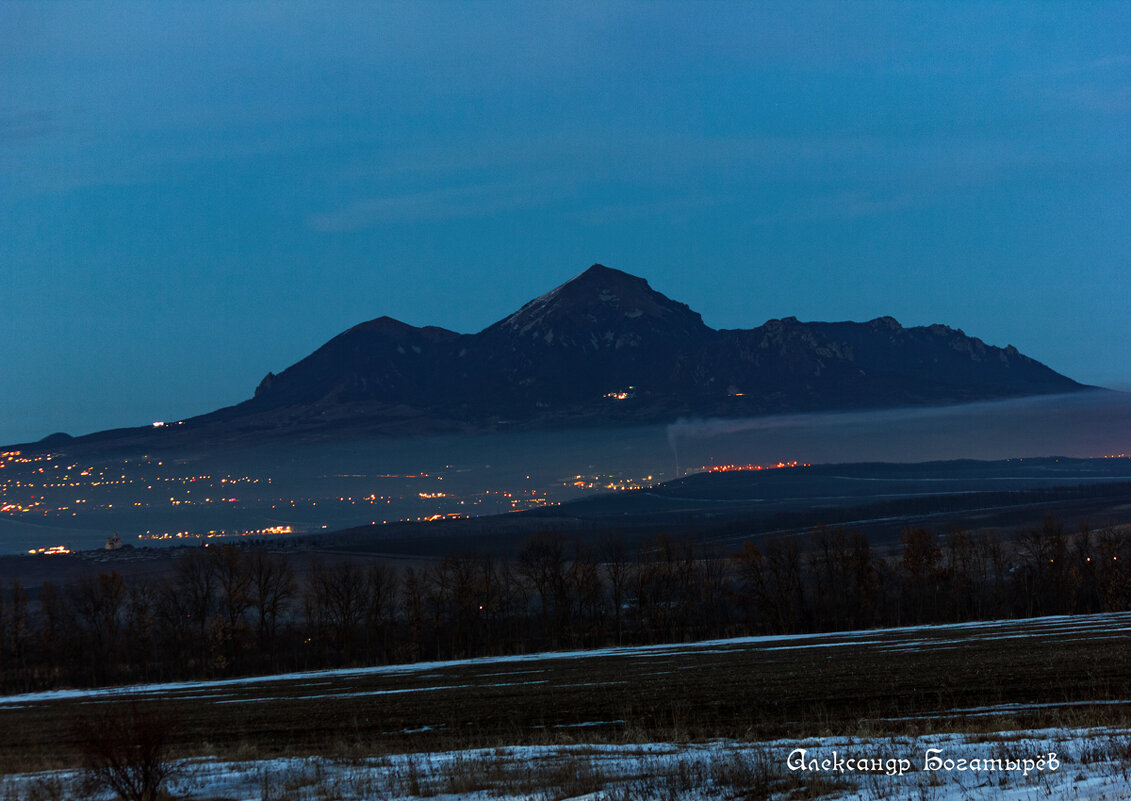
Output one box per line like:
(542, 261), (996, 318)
(194, 264), (1084, 434)
(25, 264), (1091, 448)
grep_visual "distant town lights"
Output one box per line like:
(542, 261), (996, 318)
(700, 461), (807, 473)
(27, 544), (71, 555)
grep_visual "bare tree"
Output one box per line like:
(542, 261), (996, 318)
(212, 546), (252, 652)
(309, 559), (369, 664)
(364, 562), (399, 663)
(249, 550), (296, 668)
(7, 582), (31, 689)
(570, 540), (604, 647)
(698, 542), (732, 639)
(36, 581), (69, 685)
(846, 530), (879, 628)
(1094, 526), (1131, 612)
(70, 571), (126, 683)
(899, 527), (942, 624)
(601, 532), (631, 644)
(761, 537), (805, 633)
(124, 579), (160, 683)
(74, 699), (179, 801)
(0, 582), (7, 685)
(174, 549), (216, 677)
(518, 532), (568, 647)
(401, 567), (427, 661)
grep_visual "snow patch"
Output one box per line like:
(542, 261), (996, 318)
(5, 728), (1130, 801)
(5, 612), (1130, 707)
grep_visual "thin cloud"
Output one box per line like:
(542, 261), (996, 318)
(1051, 85), (1131, 115)
(0, 109), (59, 143)
(306, 182), (551, 231)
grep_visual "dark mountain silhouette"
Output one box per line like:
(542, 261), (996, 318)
(20, 264), (1091, 449)
(201, 264), (1086, 434)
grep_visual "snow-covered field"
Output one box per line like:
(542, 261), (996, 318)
(3, 611), (1129, 709)
(3, 613), (1130, 799)
(3, 727), (1129, 800)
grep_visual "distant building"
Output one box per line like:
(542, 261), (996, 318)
(105, 532), (123, 550)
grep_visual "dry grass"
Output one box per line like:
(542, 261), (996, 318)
(1, 615), (1129, 776)
(3, 730), (1131, 801)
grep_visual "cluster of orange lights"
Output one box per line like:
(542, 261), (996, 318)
(2, 502), (38, 513)
(701, 460), (807, 473)
(139, 525), (294, 542)
(27, 545), (71, 555)
(3, 450), (52, 467)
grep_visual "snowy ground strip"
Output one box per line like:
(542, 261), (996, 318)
(3, 611), (1129, 708)
(4, 727), (1129, 801)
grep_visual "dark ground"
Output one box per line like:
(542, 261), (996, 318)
(2, 612), (1128, 771)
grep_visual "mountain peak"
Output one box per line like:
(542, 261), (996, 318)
(347, 316), (458, 343)
(570, 263), (633, 283)
(488, 264), (708, 344)
(350, 315), (415, 335)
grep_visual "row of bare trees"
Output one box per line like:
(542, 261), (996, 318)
(1, 517), (1129, 692)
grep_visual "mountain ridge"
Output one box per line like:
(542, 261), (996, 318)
(204, 263), (1090, 434)
(16, 264), (1092, 449)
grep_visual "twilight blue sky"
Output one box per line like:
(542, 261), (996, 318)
(2, 2), (1129, 444)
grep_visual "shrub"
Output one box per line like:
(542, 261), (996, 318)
(72, 698), (178, 801)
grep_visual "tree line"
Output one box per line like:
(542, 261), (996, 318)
(0, 516), (1128, 693)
